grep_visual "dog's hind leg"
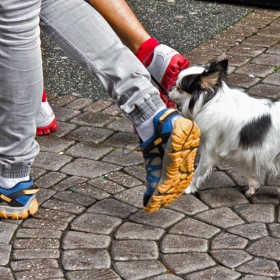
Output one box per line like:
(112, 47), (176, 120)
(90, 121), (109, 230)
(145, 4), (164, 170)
(245, 175), (260, 197)
(184, 150), (215, 194)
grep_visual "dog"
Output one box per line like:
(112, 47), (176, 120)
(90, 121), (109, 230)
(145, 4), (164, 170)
(169, 56), (280, 197)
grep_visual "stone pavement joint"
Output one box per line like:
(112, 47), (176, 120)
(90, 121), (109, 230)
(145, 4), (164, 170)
(2, 7), (280, 280)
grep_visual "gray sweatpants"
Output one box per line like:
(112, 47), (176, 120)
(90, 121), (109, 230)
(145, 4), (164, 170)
(0, 0), (165, 178)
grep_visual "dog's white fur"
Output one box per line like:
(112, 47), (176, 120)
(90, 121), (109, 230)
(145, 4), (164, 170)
(169, 56), (280, 196)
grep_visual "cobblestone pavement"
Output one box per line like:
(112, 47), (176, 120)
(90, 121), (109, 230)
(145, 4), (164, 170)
(1, 7), (280, 280)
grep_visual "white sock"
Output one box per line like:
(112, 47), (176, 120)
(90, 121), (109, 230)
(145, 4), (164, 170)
(135, 107), (165, 142)
(0, 176), (30, 189)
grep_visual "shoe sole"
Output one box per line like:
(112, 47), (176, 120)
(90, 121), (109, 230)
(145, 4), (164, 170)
(0, 195), (38, 219)
(36, 118), (58, 136)
(143, 118), (200, 213)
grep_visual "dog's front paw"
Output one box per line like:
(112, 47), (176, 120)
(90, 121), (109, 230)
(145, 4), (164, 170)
(245, 187), (259, 197)
(184, 183), (198, 194)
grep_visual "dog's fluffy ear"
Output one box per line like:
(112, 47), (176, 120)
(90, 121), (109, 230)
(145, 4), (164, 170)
(201, 56), (228, 89)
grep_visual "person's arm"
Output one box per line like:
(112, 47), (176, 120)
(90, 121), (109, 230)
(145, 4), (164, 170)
(88, 0), (150, 53)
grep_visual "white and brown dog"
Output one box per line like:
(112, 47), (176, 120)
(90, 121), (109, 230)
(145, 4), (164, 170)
(169, 56), (280, 196)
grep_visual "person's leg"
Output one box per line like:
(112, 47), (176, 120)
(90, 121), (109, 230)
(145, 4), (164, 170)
(40, 0), (200, 213)
(89, 0), (190, 104)
(0, 0), (41, 219)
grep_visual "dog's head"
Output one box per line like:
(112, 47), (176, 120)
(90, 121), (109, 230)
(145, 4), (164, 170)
(169, 56), (228, 117)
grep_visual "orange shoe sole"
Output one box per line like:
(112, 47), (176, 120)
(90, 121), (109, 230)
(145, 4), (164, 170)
(143, 118), (200, 214)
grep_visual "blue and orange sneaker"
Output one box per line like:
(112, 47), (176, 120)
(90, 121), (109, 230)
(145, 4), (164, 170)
(0, 179), (39, 219)
(140, 108), (200, 213)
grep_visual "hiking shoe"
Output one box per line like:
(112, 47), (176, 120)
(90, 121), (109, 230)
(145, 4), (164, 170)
(140, 108), (200, 214)
(146, 44), (190, 100)
(36, 91), (58, 136)
(0, 179), (39, 219)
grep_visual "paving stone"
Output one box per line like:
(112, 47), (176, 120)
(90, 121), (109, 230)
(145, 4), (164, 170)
(62, 231), (110, 249)
(247, 237), (280, 261)
(268, 223), (280, 238)
(167, 194), (209, 215)
(102, 149), (143, 167)
(195, 207), (244, 229)
(66, 269), (121, 280)
(148, 275), (183, 280)
(51, 121), (77, 137)
(106, 117), (134, 133)
(114, 222), (164, 240)
(225, 54), (251, 68)
(62, 249), (110, 270)
(234, 204), (275, 223)
(36, 188), (56, 205)
(88, 177), (125, 194)
(103, 132), (139, 149)
(13, 238), (60, 249)
(50, 95), (76, 107)
(226, 73), (260, 88)
(87, 199), (138, 218)
(169, 218), (220, 239)
(263, 73), (280, 86)
(227, 44), (266, 56)
(251, 54), (280, 67)
(211, 232), (248, 249)
(54, 190), (96, 206)
(267, 172), (280, 186)
(30, 167), (47, 180)
(52, 107), (80, 121)
(54, 176), (88, 191)
(161, 253), (215, 274)
(16, 228), (62, 239)
(161, 234), (208, 253)
(42, 199), (85, 214)
(61, 158), (121, 179)
(65, 142), (113, 160)
(14, 269), (64, 280)
(102, 104), (121, 115)
(0, 221), (18, 243)
(185, 266), (241, 280)
(33, 151), (72, 171)
(65, 97), (93, 110)
(70, 182), (110, 200)
(242, 35), (279, 48)
(111, 240), (158, 260)
(114, 185), (145, 208)
(36, 136), (75, 153)
(0, 244), (11, 265)
(35, 172), (67, 189)
(83, 100), (113, 112)
(227, 223), (268, 240)
(247, 186), (280, 204)
(267, 43), (280, 55)
(247, 84), (280, 100)
(198, 187), (248, 208)
(210, 249), (252, 268)
(71, 213), (122, 234)
(114, 260), (166, 280)
(22, 218), (68, 231)
(235, 63), (275, 78)
(129, 209), (184, 229)
(66, 126), (114, 143)
(123, 165), (146, 182)
(237, 258), (280, 277)
(70, 112), (115, 127)
(11, 259), (59, 271)
(13, 249), (60, 260)
(0, 267), (14, 280)
(240, 276), (272, 280)
(104, 171), (143, 188)
(198, 171), (235, 190)
(258, 25), (280, 37)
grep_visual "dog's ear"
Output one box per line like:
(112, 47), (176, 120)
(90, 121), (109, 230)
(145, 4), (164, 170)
(200, 56), (228, 89)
